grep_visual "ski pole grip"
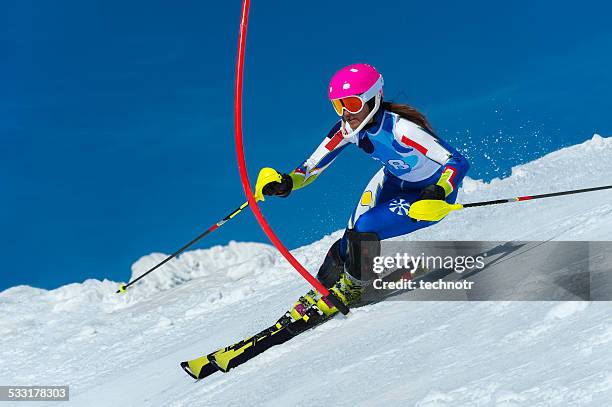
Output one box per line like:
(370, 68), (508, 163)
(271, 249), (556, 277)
(325, 292), (350, 315)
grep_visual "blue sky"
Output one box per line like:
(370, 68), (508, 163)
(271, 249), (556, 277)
(1, 1), (611, 291)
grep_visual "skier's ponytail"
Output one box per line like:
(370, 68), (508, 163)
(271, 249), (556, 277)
(381, 101), (435, 135)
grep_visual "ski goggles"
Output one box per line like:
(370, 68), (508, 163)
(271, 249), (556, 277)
(331, 96), (367, 116)
(330, 75), (384, 116)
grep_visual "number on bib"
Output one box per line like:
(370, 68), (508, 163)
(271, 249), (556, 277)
(388, 159), (411, 170)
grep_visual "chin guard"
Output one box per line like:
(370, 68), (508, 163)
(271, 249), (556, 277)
(341, 93), (382, 139)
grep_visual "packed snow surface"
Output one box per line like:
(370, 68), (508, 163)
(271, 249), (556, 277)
(1, 135), (612, 406)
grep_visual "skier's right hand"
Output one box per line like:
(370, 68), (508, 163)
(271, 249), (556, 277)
(262, 173), (293, 198)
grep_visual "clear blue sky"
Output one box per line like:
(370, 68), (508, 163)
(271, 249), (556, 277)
(2, 1), (611, 290)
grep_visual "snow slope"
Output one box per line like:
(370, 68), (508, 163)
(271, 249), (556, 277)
(1, 135), (612, 407)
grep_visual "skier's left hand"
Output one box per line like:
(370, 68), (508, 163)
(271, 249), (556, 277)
(411, 184), (446, 222)
(418, 184), (446, 201)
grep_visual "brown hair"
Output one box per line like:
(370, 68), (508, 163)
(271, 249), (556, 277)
(382, 101), (435, 135)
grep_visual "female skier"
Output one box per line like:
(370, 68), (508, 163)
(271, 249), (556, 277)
(262, 63), (470, 316)
(179, 63), (472, 379)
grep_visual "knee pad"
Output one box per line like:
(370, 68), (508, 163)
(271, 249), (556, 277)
(345, 230), (381, 281)
(316, 239), (344, 288)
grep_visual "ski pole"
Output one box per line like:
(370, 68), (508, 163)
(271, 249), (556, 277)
(116, 201), (250, 293)
(409, 184), (612, 222)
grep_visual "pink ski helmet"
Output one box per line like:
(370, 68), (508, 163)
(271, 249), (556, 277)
(328, 63), (384, 101)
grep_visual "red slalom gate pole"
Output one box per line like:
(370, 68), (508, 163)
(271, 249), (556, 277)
(233, 0), (348, 315)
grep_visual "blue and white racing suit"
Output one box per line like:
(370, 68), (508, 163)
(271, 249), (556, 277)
(289, 108), (470, 259)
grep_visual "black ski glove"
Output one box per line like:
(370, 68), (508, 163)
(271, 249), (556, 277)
(411, 184), (446, 222)
(418, 184), (446, 201)
(262, 173), (293, 198)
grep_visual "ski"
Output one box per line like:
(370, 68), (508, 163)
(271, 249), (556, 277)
(180, 263), (435, 380)
(180, 306), (332, 380)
